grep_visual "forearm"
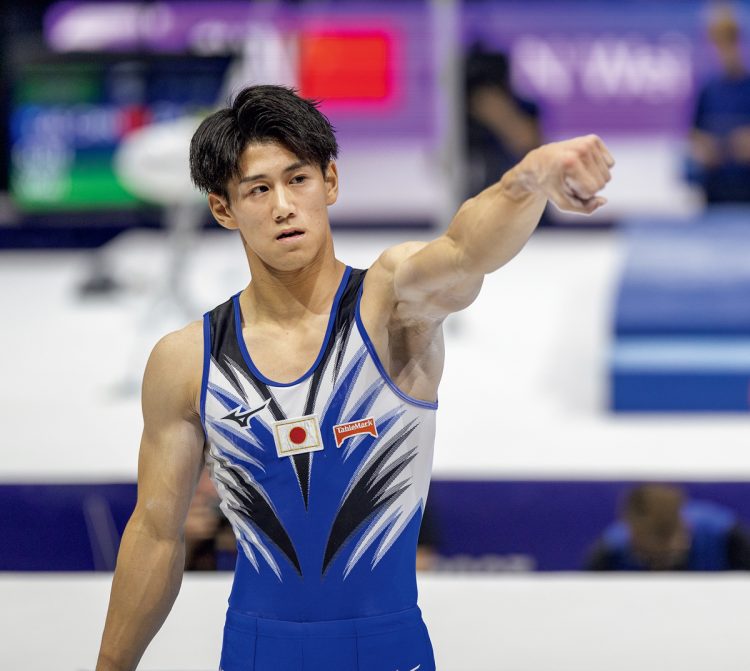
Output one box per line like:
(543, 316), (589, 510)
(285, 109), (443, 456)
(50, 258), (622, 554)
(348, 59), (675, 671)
(446, 153), (546, 276)
(485, 114), (541, 157)
(391, 136), (611, 311)
(96, 515), (185, 671)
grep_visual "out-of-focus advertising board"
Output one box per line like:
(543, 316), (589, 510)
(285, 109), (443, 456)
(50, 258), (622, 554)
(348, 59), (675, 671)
(12, 2), (437, 223)
(464, 2), (750, 217)
(10, 1), (749, 222)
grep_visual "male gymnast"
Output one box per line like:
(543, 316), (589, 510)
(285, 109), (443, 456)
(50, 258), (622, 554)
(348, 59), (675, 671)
(96, 84), (613, 671)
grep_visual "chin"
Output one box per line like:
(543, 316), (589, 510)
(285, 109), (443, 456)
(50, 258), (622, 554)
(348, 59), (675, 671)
(264, 248), (322, 273)
(246, 230), (330, 273)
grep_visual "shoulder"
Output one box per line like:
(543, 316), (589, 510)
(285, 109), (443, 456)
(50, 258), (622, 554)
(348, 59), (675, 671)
(369, 240), (430, 276)
(143, 320), (204, 419)
(601, 520), (630, 547)
(364, 240), (430, 301)
(148, 320), (204, 373)
(685, 501), (736, 532)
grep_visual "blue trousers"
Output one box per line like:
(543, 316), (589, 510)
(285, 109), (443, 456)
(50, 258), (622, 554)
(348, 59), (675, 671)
(219, 606), (436, 671)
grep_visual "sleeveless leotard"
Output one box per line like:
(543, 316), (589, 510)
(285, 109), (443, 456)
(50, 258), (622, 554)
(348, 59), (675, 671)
(200, 267), (437, 671)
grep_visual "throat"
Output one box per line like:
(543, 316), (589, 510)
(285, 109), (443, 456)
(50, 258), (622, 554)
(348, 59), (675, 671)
(235, 263), (349, 383)
(240, 261), (347, 323)
(241, 315), (332, 384)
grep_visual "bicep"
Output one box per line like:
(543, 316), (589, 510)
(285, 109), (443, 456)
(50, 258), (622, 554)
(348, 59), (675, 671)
(133, 331), (206, 540)
(390, 237), (484, 318)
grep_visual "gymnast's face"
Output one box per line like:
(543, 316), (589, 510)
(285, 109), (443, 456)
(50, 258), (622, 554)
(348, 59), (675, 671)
(208, 141), (339, 272)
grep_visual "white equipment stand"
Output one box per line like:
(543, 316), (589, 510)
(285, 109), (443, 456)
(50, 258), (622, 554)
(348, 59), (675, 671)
(109, 117), (207, 391)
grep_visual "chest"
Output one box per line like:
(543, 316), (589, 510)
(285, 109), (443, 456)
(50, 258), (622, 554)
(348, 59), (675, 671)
(241, 314), (331, 384)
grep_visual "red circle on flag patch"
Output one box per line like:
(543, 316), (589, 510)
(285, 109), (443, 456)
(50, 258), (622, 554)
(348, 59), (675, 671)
(289, 426), (307, 445)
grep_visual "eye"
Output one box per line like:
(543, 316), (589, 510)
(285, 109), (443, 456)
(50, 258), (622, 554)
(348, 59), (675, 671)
(291, 174), (307, 184)
(248, 185), (268, 196)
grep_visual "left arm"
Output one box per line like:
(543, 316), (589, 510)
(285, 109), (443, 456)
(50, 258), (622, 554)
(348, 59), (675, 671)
(389, 135), (614, 319)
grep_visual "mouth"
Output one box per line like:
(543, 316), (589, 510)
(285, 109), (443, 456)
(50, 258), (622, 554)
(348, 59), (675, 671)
(276, 229), (305, 242)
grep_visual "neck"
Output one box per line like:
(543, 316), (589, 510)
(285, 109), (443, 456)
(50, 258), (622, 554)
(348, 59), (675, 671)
(241, 245), (345, 325)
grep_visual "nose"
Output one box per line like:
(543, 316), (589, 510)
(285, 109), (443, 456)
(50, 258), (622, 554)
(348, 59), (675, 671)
(273, 186), (295, 223)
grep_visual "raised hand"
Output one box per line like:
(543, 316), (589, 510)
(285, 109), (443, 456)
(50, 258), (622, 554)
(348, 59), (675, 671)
(526, 134), (615, 215)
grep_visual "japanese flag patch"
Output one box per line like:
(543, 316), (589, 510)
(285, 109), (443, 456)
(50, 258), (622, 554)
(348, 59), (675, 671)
(272, 414), (324, 458)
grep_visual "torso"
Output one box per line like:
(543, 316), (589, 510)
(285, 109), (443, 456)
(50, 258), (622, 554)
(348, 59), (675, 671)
(199, 266), (438, 619)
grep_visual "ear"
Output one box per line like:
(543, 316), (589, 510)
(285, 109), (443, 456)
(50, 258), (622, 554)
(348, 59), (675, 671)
(324, 162), (339, 206)
(208, 192), (238, 230)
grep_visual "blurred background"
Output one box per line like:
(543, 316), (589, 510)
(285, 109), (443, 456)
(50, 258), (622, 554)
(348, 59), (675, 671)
(2, 0), (750, 669)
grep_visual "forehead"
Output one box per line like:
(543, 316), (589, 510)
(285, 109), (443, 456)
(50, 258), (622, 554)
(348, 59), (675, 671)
(238, 141), (304, 176)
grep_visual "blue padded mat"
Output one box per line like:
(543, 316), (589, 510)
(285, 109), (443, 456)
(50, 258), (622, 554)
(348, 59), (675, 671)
(610, 337), (750, 411)
(615, 215), (750, 336)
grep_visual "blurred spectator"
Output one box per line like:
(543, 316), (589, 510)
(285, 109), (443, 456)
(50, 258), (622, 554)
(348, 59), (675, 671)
(416, 498), (440, 571)
(586, 483), (750, 571)
(689, 8), (750, 202)
(185, 467), (236, 571)
(465, 44), (543, 198)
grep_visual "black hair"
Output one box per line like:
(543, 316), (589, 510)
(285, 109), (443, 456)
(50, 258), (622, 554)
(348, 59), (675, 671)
(189, 84), (338, 201)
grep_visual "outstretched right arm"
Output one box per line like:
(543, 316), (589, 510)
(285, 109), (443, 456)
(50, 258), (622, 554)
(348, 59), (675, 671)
(96, 323), (205, 671)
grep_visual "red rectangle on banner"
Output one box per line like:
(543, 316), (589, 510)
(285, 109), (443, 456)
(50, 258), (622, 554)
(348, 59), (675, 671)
(299, 32), (392, 102)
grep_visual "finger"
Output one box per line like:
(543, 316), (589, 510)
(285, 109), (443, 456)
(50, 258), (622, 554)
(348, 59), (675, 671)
(571, 143), (613, 191)
(594, 136), (615, 167)
(561, 180), (607, 214)
(578, 153), (610, 190)
(575, 143), (611, 187)
(550, 193), (583, 213)
(564, 174), (601, 201)
(587, 136), (614, 180)
(553, 192), (596, 215)
(559, 182), (592, 213)
(562, 176), (584, 202)
(561, 193), (606, 215)
(589, 149), (612, 184)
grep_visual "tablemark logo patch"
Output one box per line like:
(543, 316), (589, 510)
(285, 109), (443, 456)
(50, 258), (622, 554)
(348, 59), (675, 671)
(332, 417), (378, 448)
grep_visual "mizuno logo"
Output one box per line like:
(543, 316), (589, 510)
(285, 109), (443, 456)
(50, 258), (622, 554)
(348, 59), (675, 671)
(222, 399), (270, 428)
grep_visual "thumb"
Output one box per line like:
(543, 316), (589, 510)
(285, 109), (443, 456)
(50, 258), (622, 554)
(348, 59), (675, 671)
(582, 196), (607, 215)
(593, 196), (608, 208)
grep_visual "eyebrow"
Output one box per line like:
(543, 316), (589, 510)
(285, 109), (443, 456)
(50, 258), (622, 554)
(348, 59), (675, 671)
(238, 160), (310, 184)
